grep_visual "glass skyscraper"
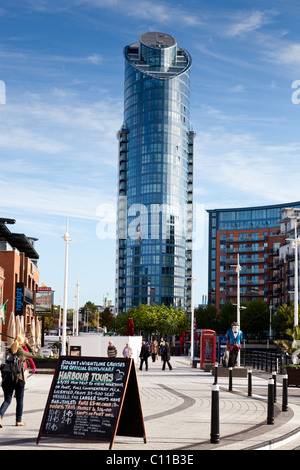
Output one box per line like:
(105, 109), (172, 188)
(116, 32), (195, 314)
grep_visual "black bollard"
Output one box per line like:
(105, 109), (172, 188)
(210, 384), (220, 444)
(272, 371), (277, 403)
(282, 374), (288, 412)
(248, 369), (252, 397)
(214, 363), (218, 384)
(267, 378), (274, 425)
(229, 367), (233, 391)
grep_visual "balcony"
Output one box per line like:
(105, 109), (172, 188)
(226, 256), (265, 264)
(227, 246), (266, 253)
(226, 235), (266, 242)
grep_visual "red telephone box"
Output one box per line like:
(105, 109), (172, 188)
(200, 329), (216, 369)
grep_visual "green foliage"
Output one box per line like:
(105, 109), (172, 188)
(275, 326), (300, 356)
(195, 304), (218, 331)
(115, 304), (189, 337)
(101, 307), (115, 331)
(271, 303), (295, 334)
(79, 301), (99, 328)
(241, 300), (269, 337)
(195, 300), (271, 336)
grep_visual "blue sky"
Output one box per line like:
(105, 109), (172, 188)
(0, 0), (300, 309)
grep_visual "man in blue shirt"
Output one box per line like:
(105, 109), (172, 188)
(224, 322), (243, 367)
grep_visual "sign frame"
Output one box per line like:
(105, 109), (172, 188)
(37, 356), (146, 449)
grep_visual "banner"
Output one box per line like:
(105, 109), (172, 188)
(0, 300), (7, 324)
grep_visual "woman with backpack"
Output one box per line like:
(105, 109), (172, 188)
(0, 334), (34, 428)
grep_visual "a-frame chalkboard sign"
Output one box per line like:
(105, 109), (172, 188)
(37, 356), (146, 449)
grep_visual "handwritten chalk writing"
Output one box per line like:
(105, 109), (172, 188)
(39, 357), (131, 441)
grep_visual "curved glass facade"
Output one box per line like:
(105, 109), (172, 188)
(116, 32), (194, 313)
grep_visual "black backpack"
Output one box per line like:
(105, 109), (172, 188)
(1, 352), (22, 384)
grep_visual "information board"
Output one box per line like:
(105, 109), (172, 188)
(37, 356), (146, 449)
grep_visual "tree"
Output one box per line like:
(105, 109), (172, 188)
(218, 302), (237, 334)
(195, 304), (218, 331)
(272, 303), (295, 335)
(101, 307), (115, 331)
(241, 300), (269, 337)
(115, 304), (189, 338)
(79, 301), (98, 329)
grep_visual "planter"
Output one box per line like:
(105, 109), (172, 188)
(285, 367), (300, 386)
(34, 358), (58, 370)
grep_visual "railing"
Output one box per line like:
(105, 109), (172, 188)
(241, 349), (289, 372)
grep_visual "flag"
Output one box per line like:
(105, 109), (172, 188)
(0, 300), (7, 324)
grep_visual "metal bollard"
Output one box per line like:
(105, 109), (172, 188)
(282, 374), (288, 412)
(210, 384), (220, 444)
(272, 371), (277, 403)
(229, 367), (233, 391)
(248, 369), (252, 397)
(214, 363), (218, 384)
(267, 378), (274, 425)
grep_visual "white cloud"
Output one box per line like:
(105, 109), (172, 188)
(75, 0), (201, 26)
(194, 127), (300, 207)
(86, 53), (102, 65)
(225, 10), (276, 37)
(0, 175), (115, 221)
(229, 84), (245, 93)
(272, 43), (300, 66)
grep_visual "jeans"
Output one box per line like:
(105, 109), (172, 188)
(0, 383), (25, 423)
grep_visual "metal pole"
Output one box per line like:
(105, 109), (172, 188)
(237, 254), (241, 327)
(272, 371), (277, 403)
(229, 367), (233, 391)
(214, 363), (218, 384)
(267, 378), (274, 425)
(295, 222), (299, 327)
(210, 384), (220, 444)
(58, 299), (62, 341)
(236, 254), (241, 366)
(248, 369), (252, 397)
(76, 275), (80, 336)
(282, 374), (288, 412)
(190, 277), (195, 366)
(62, 219), (71, 356)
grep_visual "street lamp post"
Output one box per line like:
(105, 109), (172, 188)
(75, 275), (79, 336)
(231, 254), (242, 366)
(236, 254), (241, 327)
(190, 277), (196, 366)
(62, 219), (71, 355)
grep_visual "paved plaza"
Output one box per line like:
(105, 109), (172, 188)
(1, 356), (300, 451)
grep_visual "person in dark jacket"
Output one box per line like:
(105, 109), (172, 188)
(0, 335), (34, 428)
(161, 341), (172, 371)
(139, 341), (150, 371)
(107, 341), (117, 358)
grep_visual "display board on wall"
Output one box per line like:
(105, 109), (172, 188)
(37, 356), (146, 449)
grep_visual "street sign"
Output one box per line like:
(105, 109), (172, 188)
(37, 356), (146, 449)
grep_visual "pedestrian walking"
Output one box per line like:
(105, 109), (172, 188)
(150, 340), (158, 362)
(139, 341), (150, 371)
(161, 341), (172, 371)
(107, 341), (117, 358)
(0, 334), (35, 427)
(122, 342), (133, 358)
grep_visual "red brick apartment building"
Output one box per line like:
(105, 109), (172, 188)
(214, 228), (286, 312)
(207, 202), (300, 312)
(0, 218), (39, 341)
